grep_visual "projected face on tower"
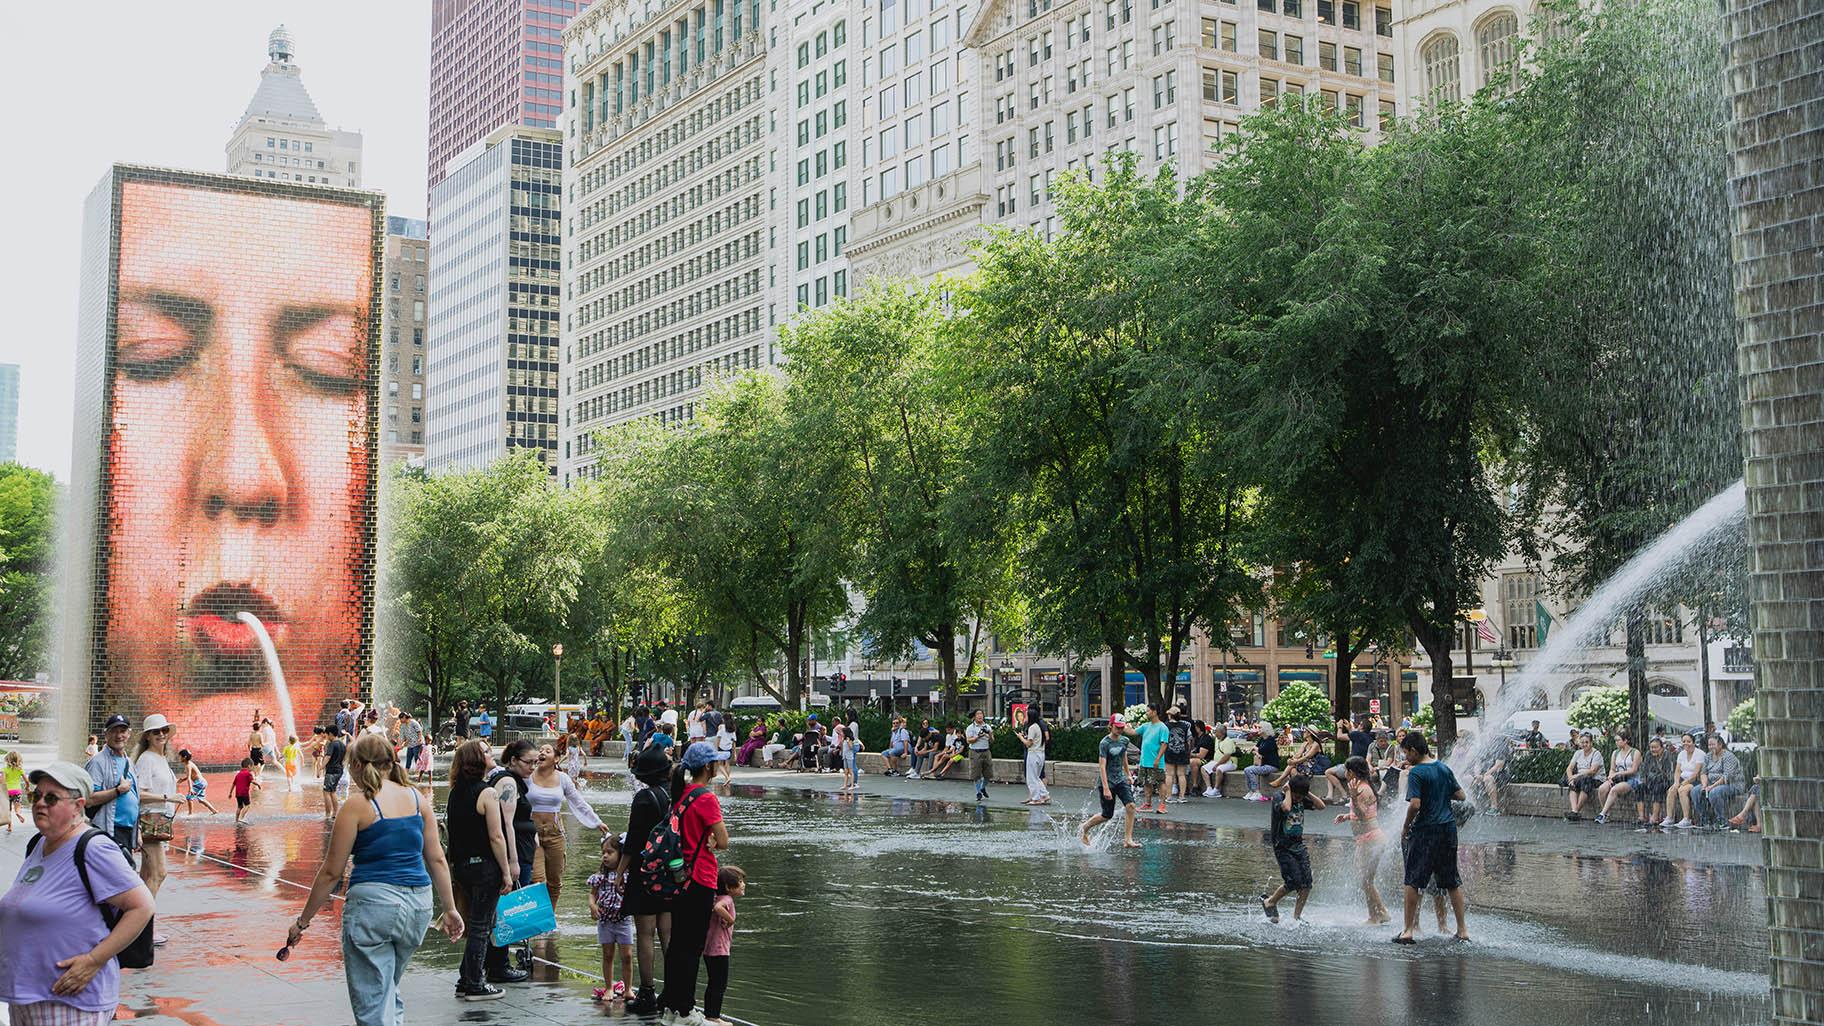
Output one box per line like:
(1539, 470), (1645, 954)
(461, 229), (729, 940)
(103, 179), (375, 762)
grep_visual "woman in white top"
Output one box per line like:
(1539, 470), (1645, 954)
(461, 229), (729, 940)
(527, 742), (610, 901)
(133, 714), (183, 945)
(1563, 732), (1604, 820)
(1665, 733), (1706, 828)
(1594, 731), (1641, 825)
(1020, 707), (1051, 805)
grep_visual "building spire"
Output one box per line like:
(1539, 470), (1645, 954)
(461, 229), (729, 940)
(268, 25), (295, 65)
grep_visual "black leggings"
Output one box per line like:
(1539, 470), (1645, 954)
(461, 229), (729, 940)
(659, 881), (716, 1013)
(704, 954), (730, 1019)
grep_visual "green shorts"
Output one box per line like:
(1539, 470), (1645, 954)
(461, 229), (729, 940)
(1138, 765), (1166, 788)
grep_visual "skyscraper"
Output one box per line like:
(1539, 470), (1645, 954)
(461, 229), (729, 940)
(0, 364), (18, 463)
(426, 127), (563, 473)
(382, 217), (431, 465)
(428, 0), (582, 198)
(225, 26), (364, 187)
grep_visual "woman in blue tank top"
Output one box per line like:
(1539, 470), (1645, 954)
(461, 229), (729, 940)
(283, 733), (464, 1026)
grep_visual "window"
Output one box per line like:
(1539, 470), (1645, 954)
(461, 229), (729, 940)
(1344, 45), (1362, 76)
(1030, 173), (1043, 207)
(1261, 77), (1279, 105)
(883, 44), (898, 76)
(1422, 33), (1462, 104)
(1284, 34), (1303, 63)
(1379, 97), (1396, 129)
(833, 181), (847, 210)
(1378, 51), (1394, 82)
(931, 142), (952, 175)
(1345, 92), (1363, 127)
(1152, 70), (1176, 106)
(1342, 0), (1359, 29)
(1316, 0), (1333, 22)
(1152, 121), (1177, 159)
(996, 183), (1018, 217)
(797, 240), (810, 270)
(1204, 67), (1239, 103)
(907, 29), (925, 62)
(1477, 11), (1520, 93)
(1319, 40), (1337, 70)
(905, 113), (924, 146)
(1501, 573), (1538, 649)
(1283, 0), (1301, 15)
(1258, 29), (1277, 61)
(797, 198), (809, 227)
(1375, 5), (1392, 36)
(932, 99), (951, 134)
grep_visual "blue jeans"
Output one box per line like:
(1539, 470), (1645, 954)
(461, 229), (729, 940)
(1704, 784), (1741, 824)
(1244, 763), (1280, 793)
(341, 882), (433, 1026)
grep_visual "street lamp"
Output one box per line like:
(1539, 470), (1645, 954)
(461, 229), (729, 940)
(552, 643), (564, 732)
(1488, 646), (1517, 724)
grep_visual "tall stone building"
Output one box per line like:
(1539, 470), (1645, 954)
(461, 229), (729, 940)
(426, 127), (563, 473)
(225, 26), (364, 188)
(1391, 0), (1553, 113)
(559, 0), (775, 481)
(429, 0), (582, 198)
(381, 217), (431, 465)
(0, 363), (17, 464)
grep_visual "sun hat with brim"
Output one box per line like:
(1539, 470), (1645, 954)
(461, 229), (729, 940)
(142, 713), (172, 733)
(28, 761), (95, 800)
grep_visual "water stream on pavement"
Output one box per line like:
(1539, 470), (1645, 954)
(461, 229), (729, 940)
(166, 774), (1769, 1025)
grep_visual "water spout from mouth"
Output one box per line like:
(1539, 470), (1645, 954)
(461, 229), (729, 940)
(236, 610), (297, 745)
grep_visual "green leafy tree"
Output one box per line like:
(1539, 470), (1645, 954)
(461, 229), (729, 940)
(1724, 698), (1754, 743)
(955, 157), (1257, 708)
(1567, 686), (1631, 736)
(601, 375), (850, 708)
(0, 464), (57, 680)
(1502, 0), (1740, 748)
(782, 281), (1015, 705)
(1262, 681), (1333, 731)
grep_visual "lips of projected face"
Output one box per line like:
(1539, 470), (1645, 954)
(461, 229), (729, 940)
(182, 582), (286, 657)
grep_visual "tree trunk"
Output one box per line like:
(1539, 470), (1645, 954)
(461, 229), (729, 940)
(785, 608), (805, 710)
(1414, 619), (1458, 748)
(1626, 602), (1649, 746)
(938, 627), (959, 709)
(1110, 648), (1127, 716)
(1330, 621), (1355, 721)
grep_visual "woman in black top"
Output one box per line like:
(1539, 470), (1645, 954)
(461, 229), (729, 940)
(619, 745), (674, 1015)
(445, 740), (513, 1002)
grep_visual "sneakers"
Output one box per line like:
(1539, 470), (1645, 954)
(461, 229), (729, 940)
(1593, 814), (1607, 825)
(456, 983), (505, 1002)
(1674, 818), (1693, 829)
(627, 988), (661, 1015)
(907, 771), (920, 780)
(486, 966), (529, 984)
(1155, 802), (1168, 814)
(1202, 787), (1220, 798)
(676, 1012), (710, 1026)
(152, 933), (169, 947)
(1243, 792), (1268, 802)
(1659, 817), (1675, 827)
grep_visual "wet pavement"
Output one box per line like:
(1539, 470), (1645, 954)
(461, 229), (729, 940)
(0, 755), (1772, 1025)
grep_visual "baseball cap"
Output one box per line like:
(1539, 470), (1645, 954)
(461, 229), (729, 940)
(29, 761), (95, 800)
(681, 741), (729, 770)
(1109, 714), (1126, 728)
(103, 714), (130, 730)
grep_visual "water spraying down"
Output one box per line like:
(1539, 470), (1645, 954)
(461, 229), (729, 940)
(236, 609), (298, 745)
(1452, 478), (1748, 779)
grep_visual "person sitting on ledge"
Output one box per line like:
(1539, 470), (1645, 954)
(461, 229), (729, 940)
(1562, 732), (1603, 821)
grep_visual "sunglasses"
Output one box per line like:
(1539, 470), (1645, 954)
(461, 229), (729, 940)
(29, 789), (70, 807)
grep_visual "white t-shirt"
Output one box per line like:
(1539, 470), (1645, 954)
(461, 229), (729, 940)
(259, 724), (277, 750)
(660, 709), (679, 729)
(687, 713), (707, 740)
(1676, 749), (1704, 781)
(965, 722), (992, 751)
(1025, 723), (1045, 756)
(1571, 748), (1603, 776)
(134, 751), (178, 815)
(715, 726), (735, 752)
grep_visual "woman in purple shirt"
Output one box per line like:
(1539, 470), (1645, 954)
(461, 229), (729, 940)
(0, 761), (154, 1025)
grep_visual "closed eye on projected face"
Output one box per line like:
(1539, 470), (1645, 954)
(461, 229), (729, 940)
(117, 287), (364, 396)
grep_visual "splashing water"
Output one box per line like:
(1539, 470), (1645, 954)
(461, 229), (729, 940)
(1452, 478), (1748, 782)
(236, 610), (298, 745)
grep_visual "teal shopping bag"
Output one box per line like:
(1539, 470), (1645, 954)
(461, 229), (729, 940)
(490, 883), (556, 946)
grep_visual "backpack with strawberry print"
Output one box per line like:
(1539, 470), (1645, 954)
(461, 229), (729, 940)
(637, 785), (709, 900)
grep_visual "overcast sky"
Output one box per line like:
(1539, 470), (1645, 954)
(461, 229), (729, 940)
(0, 3), (432, 481)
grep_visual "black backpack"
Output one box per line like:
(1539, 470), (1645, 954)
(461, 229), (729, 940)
(637, 785), (710, 901)
(27, 828), (155, 969)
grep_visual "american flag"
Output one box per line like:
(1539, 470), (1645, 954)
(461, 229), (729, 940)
(1474, 617), (1501, 646)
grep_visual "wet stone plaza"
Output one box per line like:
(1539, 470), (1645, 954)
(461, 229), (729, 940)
(0, 760), (1771, 1026)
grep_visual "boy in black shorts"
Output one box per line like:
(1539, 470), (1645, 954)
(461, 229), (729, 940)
(1394, 733), (1468, 942)
(1081, 715), (1142, 848)
(1261, 774), (1325, 922)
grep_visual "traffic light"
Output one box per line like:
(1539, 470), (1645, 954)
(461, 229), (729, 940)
(628, 679), (646, 705)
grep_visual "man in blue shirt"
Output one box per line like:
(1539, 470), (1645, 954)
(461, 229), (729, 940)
(476, 705), (494, 740)
(1394, 732), (1468, 943)
(84, 713), (140, 863)
(1136, 704), (1171, 814)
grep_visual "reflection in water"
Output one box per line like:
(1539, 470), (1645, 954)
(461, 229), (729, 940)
(166, 779), (1770, 1025)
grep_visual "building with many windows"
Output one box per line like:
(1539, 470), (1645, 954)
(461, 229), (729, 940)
(430, 0), (582, 198)
(559, 0), (775, 481)
(0, 363), (16, 464)
(225, 26), (363, 187)
(850, 0), (1399, 281)
(381, 217), (431, 464)
(426, 127), (564, 473)
(1393, 0), (1556, 112)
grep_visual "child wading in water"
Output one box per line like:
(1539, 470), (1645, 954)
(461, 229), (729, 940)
(179, 749), (219, 816)
(1334, 756), (1391, 924)
(282, 735), (302, 791)
(1261, 774), (1325, 923)
(3, 751), (25, 833)
(587, 834), (636, 1003)
(231, 757), (261, 823)
(703, 865), (745, 1026)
